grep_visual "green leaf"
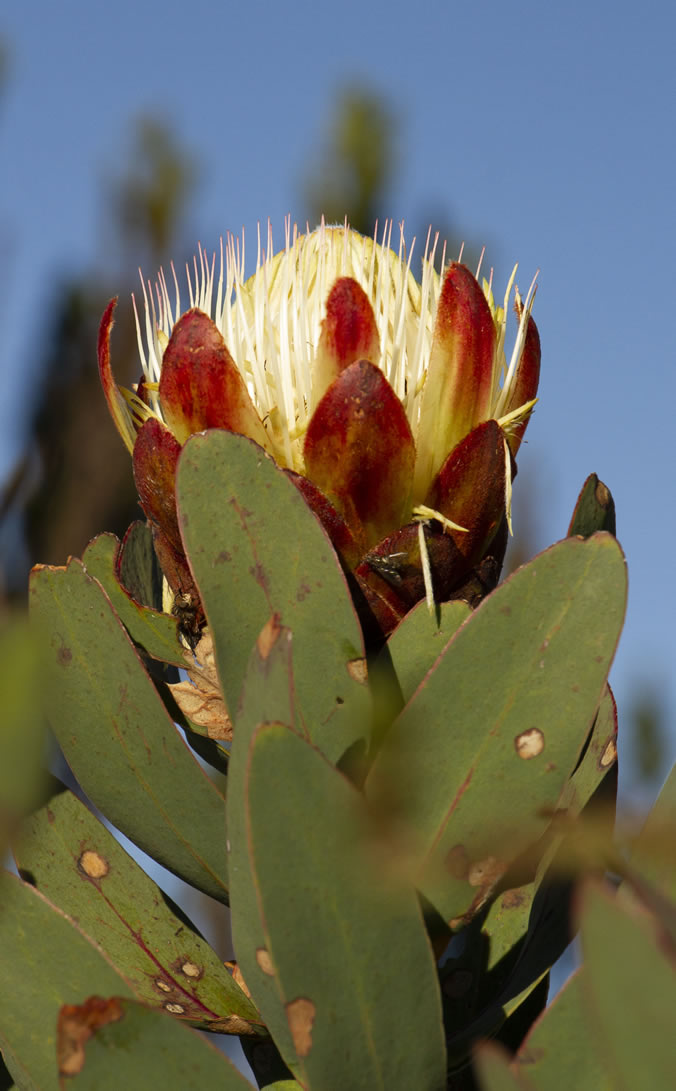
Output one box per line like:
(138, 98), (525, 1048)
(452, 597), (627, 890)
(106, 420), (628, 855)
(366, 534), (627, 924)
(82, 532), (185, 667)
(567, 474), (616, 537)
(624, 763), (676, 907)
(514, 969), (614, 1091)
(370, 599), (471, 753)
(116, 520), (165, 610)
(239, 721), (446, 1089)
(480, 686), (618, 990)
(227, 621), (303, 1066)
(15, 786), (260, 1034)
(380, 597), (471, 708)
(580, 880), (676, 1090)
(0, 618), (45, 850)
(29, 559), (228, 902)
(176, 430), (369, 764)
(0, 872), (134, 1091)
(59, 998), (252, 1089)
(474, 1042), (532, 1091)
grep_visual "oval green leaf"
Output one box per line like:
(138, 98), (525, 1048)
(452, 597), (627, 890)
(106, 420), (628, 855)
(240, 722), (446, 1089)
(15, 787), (260, 1034)
(59, 997), (253, 1089)
(175, 430), (369, 764)
(0, 873), (134, 1091)
(29, 560), (228, 902)
(366, 534), (627, 924)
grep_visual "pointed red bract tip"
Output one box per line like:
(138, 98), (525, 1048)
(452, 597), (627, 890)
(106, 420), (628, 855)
(158, 309), (270, 451)
(97, 297), (134, 450)
(304, 359), (415, 548)
(312, 277), (380, 406)
(414, 264), (496, 499)
(426, 419), (506, 566)
(504, 310), (541, 455)
(132, 417), (183, 556)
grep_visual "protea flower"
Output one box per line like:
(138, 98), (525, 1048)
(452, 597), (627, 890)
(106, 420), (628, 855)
(98, 220), (540, 639)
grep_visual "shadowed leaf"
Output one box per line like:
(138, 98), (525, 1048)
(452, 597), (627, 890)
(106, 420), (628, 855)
(579, 881), (676, 1090)
(514, 969), (614, 1090)
(474, 1042), (533, 1090)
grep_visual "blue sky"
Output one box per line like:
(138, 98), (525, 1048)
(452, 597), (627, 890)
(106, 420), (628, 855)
(2, 0), (675, 799)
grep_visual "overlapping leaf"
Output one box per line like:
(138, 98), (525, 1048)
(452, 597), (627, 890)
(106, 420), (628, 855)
(81, 532), (184, 667)
(29, 560), (228, 902)
(15, 786), (260, 1034)
(0, 873), (134, 1091)
(57, 997), (253, 1089)
(579, 880), (676, 1090)
(227, 620), (301, 1066)
(366, 534), (627, 924)
(513, 969), (614, 1090)
(240, 722), (447, 1089)
(0, 618), (45, 854)
(176, 430), (370, 764)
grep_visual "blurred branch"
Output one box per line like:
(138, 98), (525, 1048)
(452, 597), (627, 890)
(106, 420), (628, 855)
(108, 116), (199, 270)
(1, 114), (199, 599)
(304, 88), (395, 235)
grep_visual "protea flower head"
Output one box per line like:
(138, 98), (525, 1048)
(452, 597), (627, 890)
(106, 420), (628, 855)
(99, 219), (540, 639)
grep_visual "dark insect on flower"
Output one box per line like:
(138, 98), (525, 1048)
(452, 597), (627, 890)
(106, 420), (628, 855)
(171, 592), (203, 651)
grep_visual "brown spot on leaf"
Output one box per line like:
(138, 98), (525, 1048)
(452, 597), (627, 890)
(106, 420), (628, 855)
(515, 727), (545, 759)
(446, 844), (470, 881)
(256, 948), (275, 976)
(180, 961), (202, 979)
(165, 1003), (185, 1014)
(501, 889), (527, 909)
(346, 657), (368, 684)
(57, 644), (72, 666)
(595, 480), (611, 508)
(225, 961), (253, 999)
(257, 614), (282, 660)
(78, 850), (109, 879)
(57, 995), (123, 1076)
(215, 1014), (260, 1035)
(469, 856), (505, 889)
(154, 978), (171, 993)
(286, 997), (316, 1058)
(600, 736), (617, 768)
